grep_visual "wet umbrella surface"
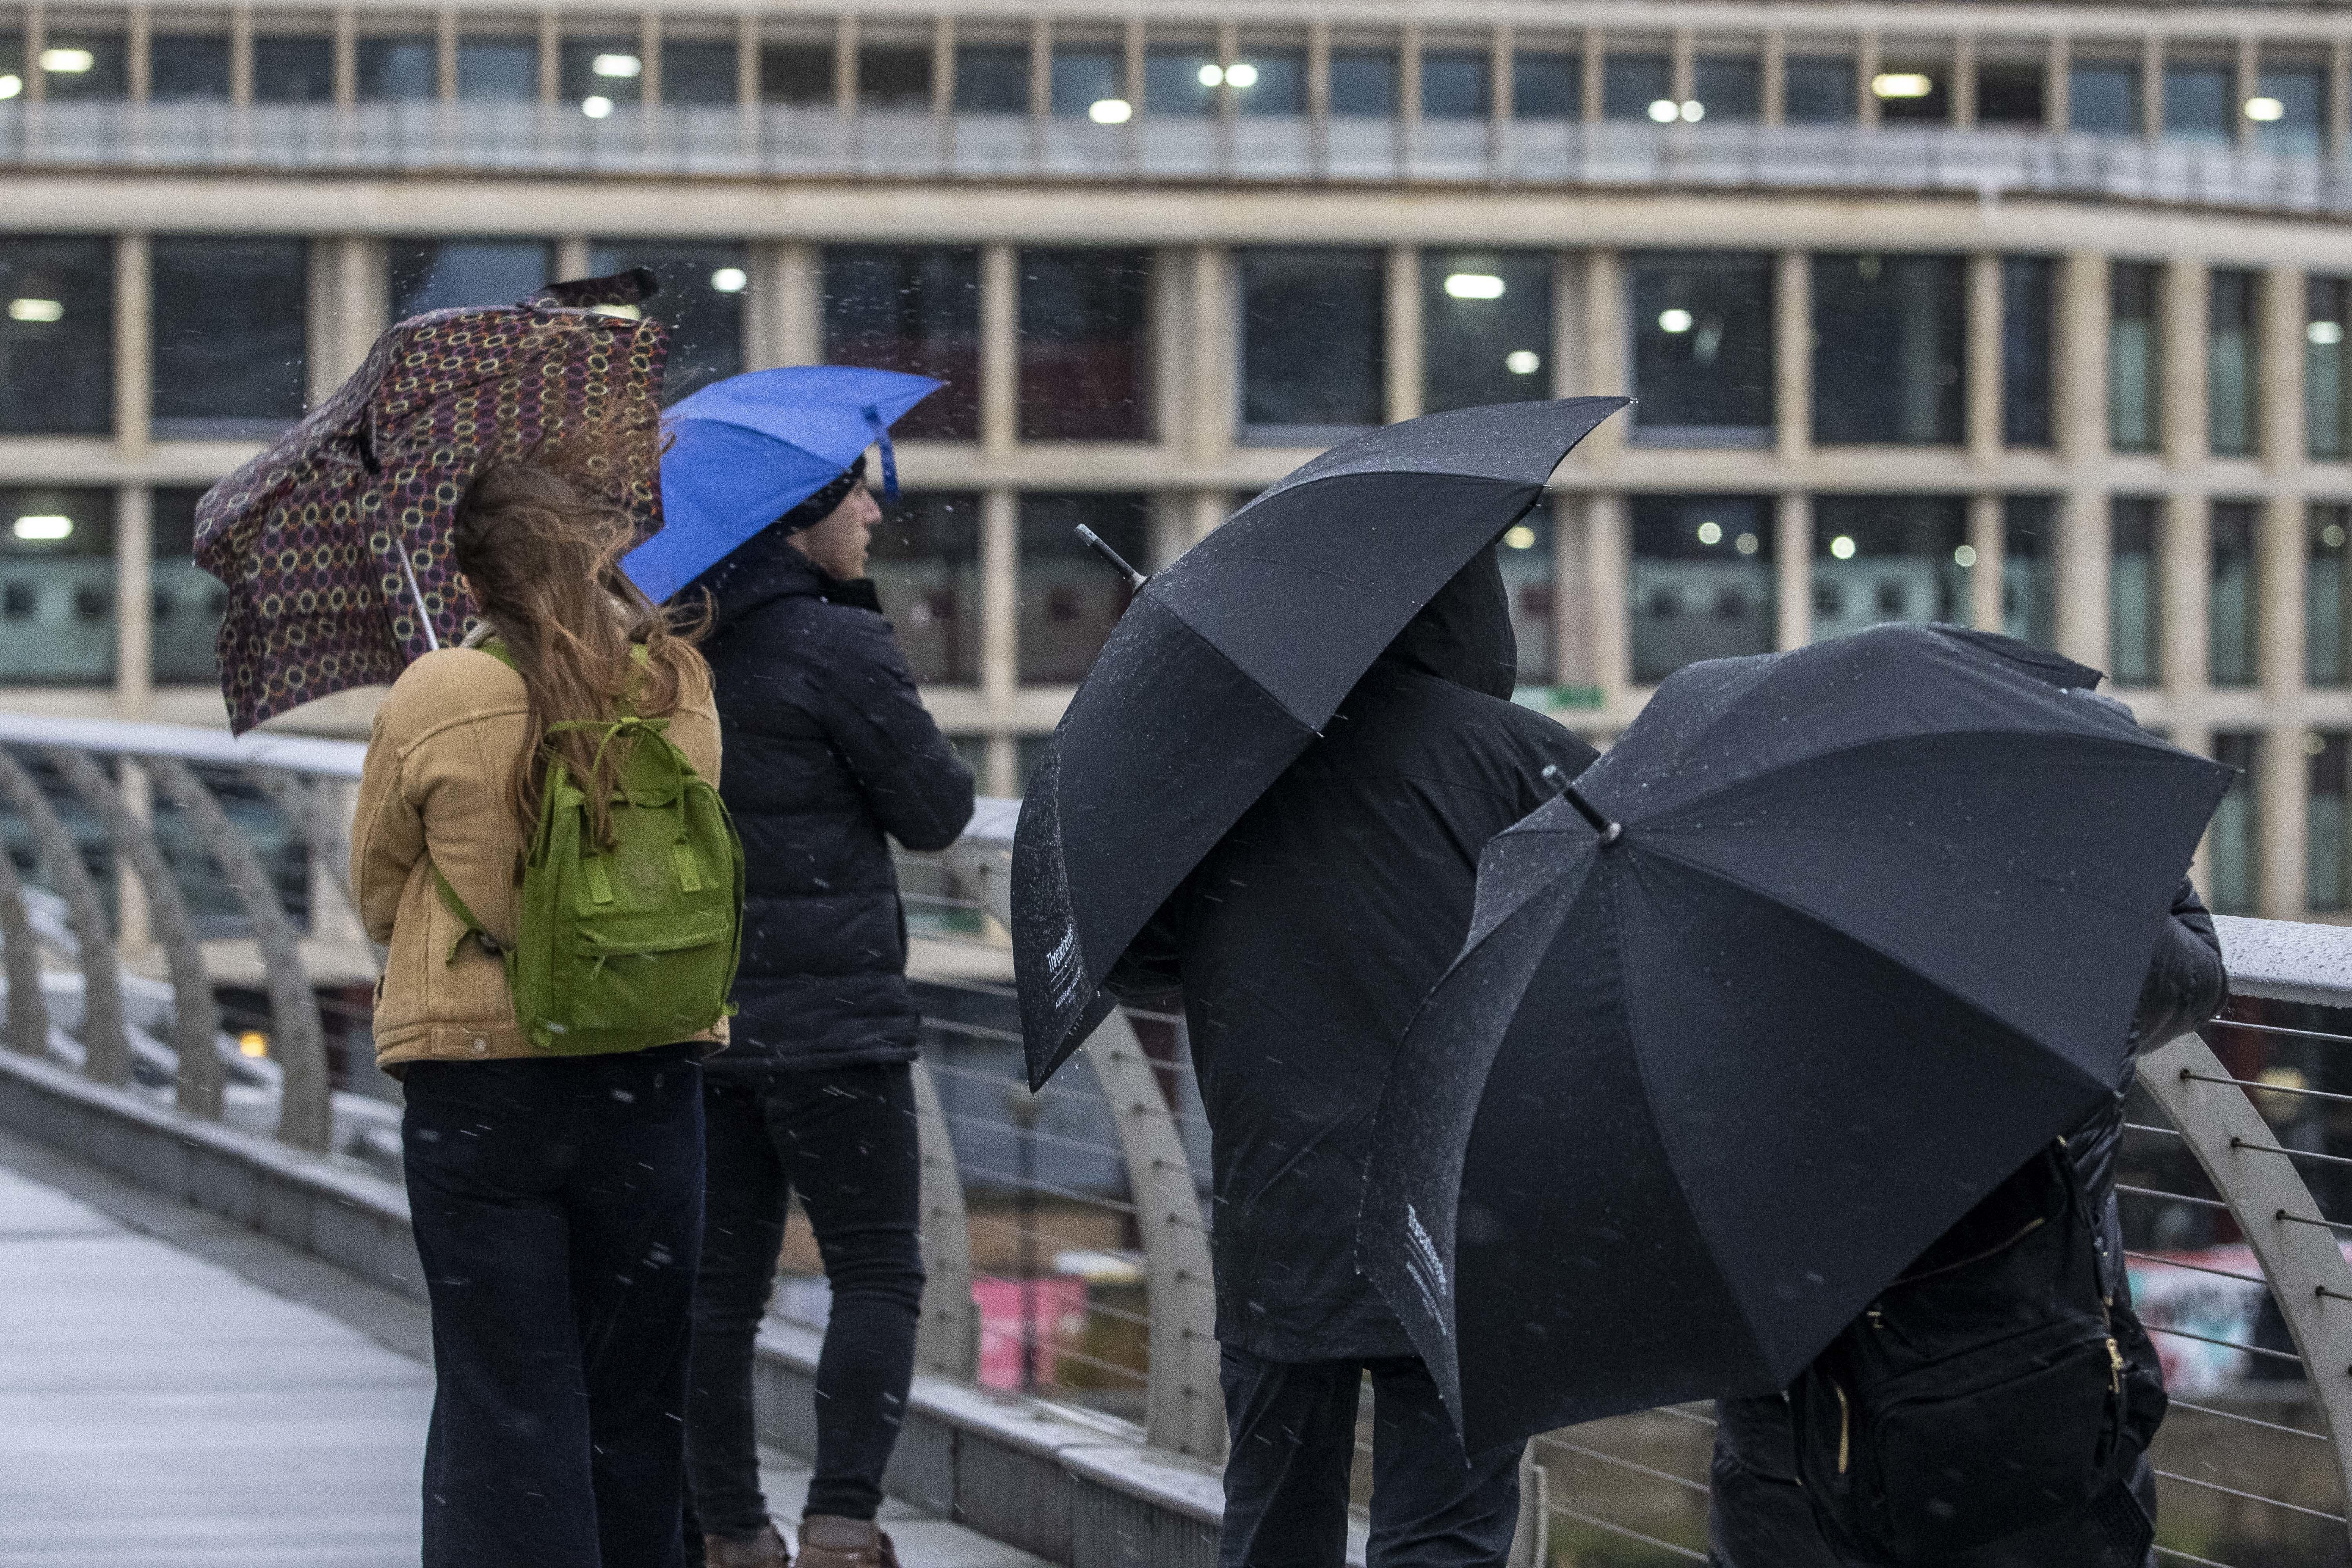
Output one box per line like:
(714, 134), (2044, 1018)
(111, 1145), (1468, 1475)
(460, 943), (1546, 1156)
(1356, 623), (2234, 1452)
(1010, 395), (1627, 1088)
(194, 271), (669, 733)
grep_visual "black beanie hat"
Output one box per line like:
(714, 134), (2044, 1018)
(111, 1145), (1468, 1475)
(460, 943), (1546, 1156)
(777, 453), (869, 534)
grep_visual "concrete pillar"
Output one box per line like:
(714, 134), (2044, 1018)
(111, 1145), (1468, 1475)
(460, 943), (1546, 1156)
(537, 10), (559, 105)
(833, 14), (860, 116)
(638, 12), (661, 106)
(1966, 252), (2002, 464)
(2263, 494), (2308, 916)
(2163, 260), (2206, 468)
(1969, 493), (2004, 631)
(22, 4), (45, 103)
(2058, 250), (2107, 461)
(1856, 33), (1881, 128)
(980, 487), (1018, 739)
(1553, 493), (1594, 693)
(980, 242), (1018, 457)
(2235, 38), (2259, 152)
(1399, 22), (1423, 142)
(1187, 246), (1235, 466)
(2056, 488), (2110, 674)
(2162, 491), (2210, 696)
(230, 5), (254, 106)
(2333, 41), (2352, 162)
(736, 14), (758, 111)
(1776, 250), (1811, 463)
(2264, 262), (2306, 473)
(751, 241), (820, 368)
(1951, 34), (1977, 128)
(1550, 252), (1584, 398)
(1386, 246), (1423, 423)
(1027, 15), (1050, 123)
(1776, 492), (1812, 649)
(931, 15), (954, 120)
(554, 236), (589, 280)
(113, 233), (151, 455)
(1189, 491), (1226, 545)
(436, 8), (457, 102)
(127, 6), (151, 102)
(1585, 492), (1629, 696)
(332, 5), (357, 109)
(2266, 720), (2306, 918)
(2047, 36), (2071, 130)
(1151, 246), (1187, 448)
(1670, 28), (1695, 107)
(1580, 26), (1604, 125)
(1761, 31), (1786, 126)
(2140, 36), (2163, 145)
(308, 238), (383, 404)
(115, 486), (152, 721)
(1581, 249), (1626, 468)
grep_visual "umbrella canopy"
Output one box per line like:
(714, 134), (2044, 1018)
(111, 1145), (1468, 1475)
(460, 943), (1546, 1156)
(194, 270), (669, 733)
(1355, 622), (2234, 1453)
(621, 365), (940, 603)
(1011, 396), (1628, 1088)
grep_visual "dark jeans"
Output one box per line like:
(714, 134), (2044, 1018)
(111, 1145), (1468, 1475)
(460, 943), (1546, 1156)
(685, 1062), (925, 1534)
(401, 1044), (706, 1568)
(1218, 1347), (1523, 1568)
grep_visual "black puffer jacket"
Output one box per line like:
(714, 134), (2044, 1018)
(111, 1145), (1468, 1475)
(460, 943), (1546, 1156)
(1108, 547), (1599, 1362)
(693, 525), (975, 1076)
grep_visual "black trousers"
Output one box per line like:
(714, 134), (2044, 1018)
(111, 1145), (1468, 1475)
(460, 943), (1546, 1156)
(401, 1044), (705, 1568)
(1217, 1347), (1524, 1568)
(684, 1062), (925, 1534)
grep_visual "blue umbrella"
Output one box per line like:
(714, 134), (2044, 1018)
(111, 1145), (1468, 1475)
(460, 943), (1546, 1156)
(623, 365), (940, 601)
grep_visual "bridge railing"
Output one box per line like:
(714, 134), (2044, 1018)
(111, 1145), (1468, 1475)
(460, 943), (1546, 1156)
(2, 712), (2349, 1562)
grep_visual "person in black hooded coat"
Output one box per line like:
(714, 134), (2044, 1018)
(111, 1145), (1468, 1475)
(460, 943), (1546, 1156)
(1109, 544), (1597, 1568)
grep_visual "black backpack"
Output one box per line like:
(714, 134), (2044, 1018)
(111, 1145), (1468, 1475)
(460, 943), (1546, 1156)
(1788, 1144), (2166, 1565)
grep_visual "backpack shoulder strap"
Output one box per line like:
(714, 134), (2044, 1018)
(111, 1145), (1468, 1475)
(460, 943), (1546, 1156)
(430, 863), (504, 962)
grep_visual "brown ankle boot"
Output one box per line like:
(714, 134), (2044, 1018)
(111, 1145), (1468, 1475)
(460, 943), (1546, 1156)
(703, 1521), (790, 1568)
(795, 1515), (899, 1568)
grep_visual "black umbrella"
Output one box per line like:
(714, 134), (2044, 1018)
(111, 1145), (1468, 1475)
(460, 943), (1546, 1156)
(1011, 396), (1628, 1088)
(1355, 622), (2233, 1452)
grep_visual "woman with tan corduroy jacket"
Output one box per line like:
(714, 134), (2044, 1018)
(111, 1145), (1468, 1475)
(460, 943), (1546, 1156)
(353, 455), (720, 1568)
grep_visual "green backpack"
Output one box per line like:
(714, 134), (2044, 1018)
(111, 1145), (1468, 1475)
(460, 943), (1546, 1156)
(432, 641), (744, 1056)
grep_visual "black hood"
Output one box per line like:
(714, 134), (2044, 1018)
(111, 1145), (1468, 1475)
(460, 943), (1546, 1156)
(1378, 543), (1518, 700)
(690, 521), (831, 635)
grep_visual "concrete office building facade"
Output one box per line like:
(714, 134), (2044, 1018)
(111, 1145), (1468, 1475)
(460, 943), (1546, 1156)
(4, 0), (2352, 916)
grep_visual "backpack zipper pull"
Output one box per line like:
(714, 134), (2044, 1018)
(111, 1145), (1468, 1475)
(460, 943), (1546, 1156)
(2106, 1337), (2124, 1396)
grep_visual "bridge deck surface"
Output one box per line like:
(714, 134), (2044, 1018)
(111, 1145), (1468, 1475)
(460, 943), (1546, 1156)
(0, 1151), (1044, 1568)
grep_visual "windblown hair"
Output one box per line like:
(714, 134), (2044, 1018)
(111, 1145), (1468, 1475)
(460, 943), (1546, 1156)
(451, 451), (706, 848)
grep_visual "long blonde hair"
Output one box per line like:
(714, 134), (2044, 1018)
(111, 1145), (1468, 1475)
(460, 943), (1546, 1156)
(451, 453), (706, 847)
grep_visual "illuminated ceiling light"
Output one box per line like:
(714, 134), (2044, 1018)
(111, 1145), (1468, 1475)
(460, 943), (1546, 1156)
(1224, 61), (1259, 89)
(1647, 98), (1679, 123)
(1680, 100), (1705, 122)
(1088, 97), (1132, 125)
(1735, 532), (1760, 555)
(1871, 73), (1934, 100)
(1697, 521), (1723, 546)
(2329, 523), (2349, 548)
(1196, 63), (1224, 88)
(238, 1030), (269, 1058)
(12, 515), (73, 541)
(2309, 730), (2332, 757)
(1504, 524), (1537, 550)
(710, 267), (748, 294)
(1829, 534), (1857, 560)
(590, 53), (642, 79)
(2245, 96), (2286, 123)
(7, 298), (64, 323)
(2309, 320), (2345, 346)
(1657, 308), (1694, 334)
(1443, 273), (1506, 300)
(581, 94), (614, 118)
(1504, 349), (1541, 376)
(1954, 544), (1979, 568)
(39, 48), (96, 74)
(0, 74), (22, 100)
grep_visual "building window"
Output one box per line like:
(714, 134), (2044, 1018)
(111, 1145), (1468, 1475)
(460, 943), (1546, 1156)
(1421, 51), (1490, 120)
(1050, 47), (1120, 119)
(1231, 47), (1305, 116)
(254, 35), (333, 103)
(1512, 51), (1579, 120)
(458, 37), (538, 102)
(954, 43), (1028, 114)
(2310, 731), (2349, 911)
(1018, 249), (1152, 442)
(1811, 254), (1966, 446)
(356, 36), (436, 101)
(152, 33), (230, 100)
(2309, 503), (2349, 687)
(823, 246), (981, 441)
(858, 45), (931, 112)
(586, 243), (744, 403)
(2109, 497), (2161, 685)
(1501, 501), (1556, 684)
(1018, 493), (1149, 684)
(2208, 732), (2262, 915)
(760, 42), (832, 106)
(561, 38), (642, 117)
(1811, 496), (1969, 641)
(0, 488), (115, 686)
(152, 237), (307, 440)
(1422, 250), (1553, 416)
(2209, 501), (2260, 687)
(2308, 278), (2351, 459)
(2070, 61), (2141, 134)
(871, 491), (980, 686)
(1977, 58), (2046, 125)
(1601, 53), (1669, 122)
(0, 236), (113, 436)
(2254, 65), (2326, 156)
(1629, 252), (1773, 445)
(2003, 496), (2057, 648)
(2001, 256), (2055, 448)
(1628, 494), (1775, 682)
(2209, 270), (2260, 457)
(1874, 58), (1949, 123)
(388, 240), (552, 321)
(1692, 56), (1760, 122)
(1330, 49), (1397, 116)
(2163, 63), (2234, 143)
(1143, 46), (1217, 117)
(152, 486), (224, 686)
(39, 31), (126, 100)
(2110, 262), (2162, 453)
(1239, 248), (1384, 444)
(1784, 56), (1856, 123)
(663, 40), (739, 108)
